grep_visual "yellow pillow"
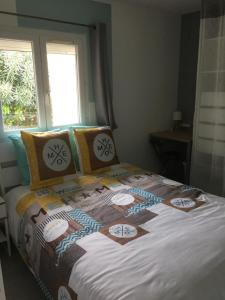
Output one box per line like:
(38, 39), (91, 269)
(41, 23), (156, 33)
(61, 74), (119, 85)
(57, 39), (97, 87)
(74, 127), (119, 174)
(21, 130), (76, 190)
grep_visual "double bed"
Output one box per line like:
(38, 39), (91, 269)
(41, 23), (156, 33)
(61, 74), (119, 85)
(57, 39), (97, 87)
(2, 150), (225, 300)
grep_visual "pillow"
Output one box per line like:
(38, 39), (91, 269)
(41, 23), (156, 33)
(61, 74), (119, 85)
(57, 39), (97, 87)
(74, 127), (119, 174)
(69, 125), (97, 171)
(21, 130), (76, 190)
(8, 129), (60, 186)
(8, 134), (30, 186)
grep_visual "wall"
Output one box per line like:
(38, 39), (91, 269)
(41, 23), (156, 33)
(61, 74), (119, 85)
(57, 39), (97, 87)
(0, 0), (111, 33)
(112, 0), (181, 171)
(177, 12), (200, 125)
(16, 0), (110, 29)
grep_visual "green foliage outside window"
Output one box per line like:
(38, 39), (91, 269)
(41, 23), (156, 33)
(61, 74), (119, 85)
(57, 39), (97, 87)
(0, 51), (38, 130)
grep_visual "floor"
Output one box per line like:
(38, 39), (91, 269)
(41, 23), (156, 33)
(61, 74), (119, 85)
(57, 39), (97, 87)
(0, 243), (45, 300)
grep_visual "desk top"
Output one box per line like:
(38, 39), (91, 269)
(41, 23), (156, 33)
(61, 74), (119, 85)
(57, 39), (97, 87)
(150, 130), (192, 143)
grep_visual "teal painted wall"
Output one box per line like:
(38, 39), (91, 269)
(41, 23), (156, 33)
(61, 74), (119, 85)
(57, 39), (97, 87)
(15, 0), (112, 103)
(16, 0), (111, 34)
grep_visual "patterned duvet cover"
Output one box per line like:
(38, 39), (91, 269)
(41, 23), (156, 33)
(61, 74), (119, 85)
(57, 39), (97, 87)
(5, 163), (225, 300)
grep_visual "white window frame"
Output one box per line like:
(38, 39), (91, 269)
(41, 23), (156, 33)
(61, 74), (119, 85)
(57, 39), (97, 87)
(0, 25), (90, 136)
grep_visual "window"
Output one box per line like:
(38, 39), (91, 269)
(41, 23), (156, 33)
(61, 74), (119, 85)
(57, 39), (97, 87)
(0, 28), (88, 133)
(0, 38), (38, 131)
(46, 42), (80, 126)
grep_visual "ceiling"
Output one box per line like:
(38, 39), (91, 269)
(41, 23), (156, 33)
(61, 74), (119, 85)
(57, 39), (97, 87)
(94, 0), (201, 14)
(129, 0), (201, 14)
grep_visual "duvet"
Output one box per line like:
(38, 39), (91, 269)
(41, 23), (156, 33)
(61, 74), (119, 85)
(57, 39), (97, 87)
(5, 163), (225, 300)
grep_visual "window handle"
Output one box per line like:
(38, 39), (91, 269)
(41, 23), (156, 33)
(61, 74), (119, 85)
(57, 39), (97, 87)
(45, 91), (51, 107)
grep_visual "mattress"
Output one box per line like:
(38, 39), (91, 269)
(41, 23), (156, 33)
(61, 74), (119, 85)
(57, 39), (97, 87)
(4, 163), (225, 300)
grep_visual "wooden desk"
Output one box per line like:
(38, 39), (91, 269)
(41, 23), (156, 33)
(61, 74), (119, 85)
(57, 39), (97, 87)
(150, 130), (192, 143)
(150, 130), (192, 184)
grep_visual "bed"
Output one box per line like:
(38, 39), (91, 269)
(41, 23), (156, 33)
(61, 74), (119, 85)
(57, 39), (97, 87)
(1, 140), (225, 300)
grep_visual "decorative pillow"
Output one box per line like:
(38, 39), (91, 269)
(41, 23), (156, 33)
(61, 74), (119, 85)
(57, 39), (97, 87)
(8, 129), (60, 186)
(74, 127), (119, 174)
(8, 134), (30, 186)
(21, 130), (76, 190)
(69, 125), (97, 171)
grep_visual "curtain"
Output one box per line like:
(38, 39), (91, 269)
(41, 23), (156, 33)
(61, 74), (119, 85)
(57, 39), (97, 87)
(191, 0), (225, 196)
(90, 23), (117, 130)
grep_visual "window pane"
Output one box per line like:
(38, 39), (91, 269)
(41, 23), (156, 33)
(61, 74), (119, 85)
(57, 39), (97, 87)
(46, 42), (80, 126)
(0, 38), (39, 131)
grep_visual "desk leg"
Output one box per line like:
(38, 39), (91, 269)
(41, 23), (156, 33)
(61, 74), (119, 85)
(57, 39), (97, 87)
(185, 142), (192, 185)
(4, 218), (11, 256)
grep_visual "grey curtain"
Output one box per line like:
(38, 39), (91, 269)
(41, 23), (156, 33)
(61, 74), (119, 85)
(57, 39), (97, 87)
(90, 23), (117, 130)
(201, 0), (225, 18)
(190, 0), (225, 196)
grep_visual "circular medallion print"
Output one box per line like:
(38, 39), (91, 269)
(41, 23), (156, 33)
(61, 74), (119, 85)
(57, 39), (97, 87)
(43, 219), (69, 242)
(93, 133), (115, 162)
(109, 224), (137, 238)
(58, 286), (72, 300)
(43, 138), (71, 172)
(162, 179), (182, 186)
(170, 198), (196, 209)
(111, 193), (135, 206)
(127, 175), (149, 183)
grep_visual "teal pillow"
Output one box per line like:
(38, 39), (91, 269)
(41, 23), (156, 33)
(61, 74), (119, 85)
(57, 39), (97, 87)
(69, 125), (97, 171)
(8, 134), (30, 186)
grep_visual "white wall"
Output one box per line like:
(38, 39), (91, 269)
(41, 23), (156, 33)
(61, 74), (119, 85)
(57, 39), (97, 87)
(112, 0), (181, 171)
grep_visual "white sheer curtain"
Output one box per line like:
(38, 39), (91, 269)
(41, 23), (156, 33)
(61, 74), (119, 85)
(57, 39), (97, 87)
(191, 0), (225, 196)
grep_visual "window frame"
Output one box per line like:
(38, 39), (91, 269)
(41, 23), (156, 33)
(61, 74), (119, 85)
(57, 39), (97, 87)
(0, 25), (90, 136)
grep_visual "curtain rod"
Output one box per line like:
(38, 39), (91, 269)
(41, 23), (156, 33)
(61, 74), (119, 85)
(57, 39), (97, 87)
(0, 10), (96, 29)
